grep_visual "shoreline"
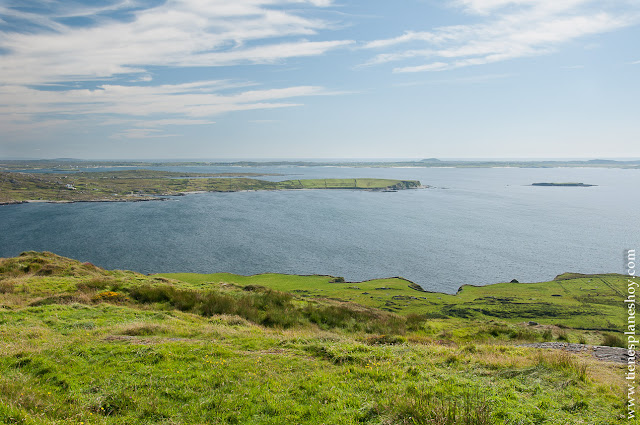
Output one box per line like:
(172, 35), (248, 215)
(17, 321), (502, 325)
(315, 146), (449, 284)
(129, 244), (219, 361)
(1, 184), (426, 206)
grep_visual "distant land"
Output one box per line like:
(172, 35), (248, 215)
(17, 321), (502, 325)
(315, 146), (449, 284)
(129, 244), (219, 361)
(0, 170), (421, 205)
(1, 158), (640, 170)
(531, 182), (597, 187)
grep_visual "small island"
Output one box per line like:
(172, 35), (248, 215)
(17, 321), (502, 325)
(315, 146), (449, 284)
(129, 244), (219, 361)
(531, 182), (597, 187)
(0, 170), (422, 205)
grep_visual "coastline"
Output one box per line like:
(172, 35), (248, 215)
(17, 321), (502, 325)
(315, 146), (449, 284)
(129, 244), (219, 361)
(0, 177), (424, 206)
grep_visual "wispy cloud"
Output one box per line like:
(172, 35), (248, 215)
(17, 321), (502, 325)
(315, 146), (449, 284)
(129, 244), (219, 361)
(0, 0), (348, 85)
(0, 82), (328, 129)
(0, 0), (348, 139)
(364, 0), (639, 73)
(112, 129), (181, 139)
(393, 73), (513, 87)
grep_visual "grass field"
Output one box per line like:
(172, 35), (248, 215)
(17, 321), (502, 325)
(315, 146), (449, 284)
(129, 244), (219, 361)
(160, 271), (627, 332)
(0, 171), (420, 204)
(0, 252), (632, 424)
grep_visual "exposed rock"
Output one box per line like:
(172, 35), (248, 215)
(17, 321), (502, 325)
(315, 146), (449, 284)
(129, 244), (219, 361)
(519, 342), (628, 364)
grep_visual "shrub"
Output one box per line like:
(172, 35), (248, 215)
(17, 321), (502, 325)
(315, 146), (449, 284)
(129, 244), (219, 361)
(92, 291), (128, 303)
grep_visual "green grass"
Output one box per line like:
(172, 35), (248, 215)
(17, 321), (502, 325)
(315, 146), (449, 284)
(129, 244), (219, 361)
(0, 171), (420, 204)
(159, 271), (628, 330)
(272, 178), (419, 190)
(0, 252), (632, 424)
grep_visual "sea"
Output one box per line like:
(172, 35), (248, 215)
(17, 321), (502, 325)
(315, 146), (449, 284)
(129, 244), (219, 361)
(1, 165), (638, 293)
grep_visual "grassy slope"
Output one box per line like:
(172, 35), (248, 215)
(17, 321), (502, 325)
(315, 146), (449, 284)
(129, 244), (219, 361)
(0, 252), (631, 425)
(0, 171), (420, 203)
(160, 271), (625, 331)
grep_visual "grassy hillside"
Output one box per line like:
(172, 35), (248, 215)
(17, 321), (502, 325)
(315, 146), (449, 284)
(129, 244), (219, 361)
(0, 252), (631, 424)
(161, 271), (626, 331)
(0, 171), (420, 204)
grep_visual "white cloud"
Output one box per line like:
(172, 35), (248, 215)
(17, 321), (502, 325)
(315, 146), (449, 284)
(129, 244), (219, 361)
(364, 0), (639, 73)
(136, 119), (216, 127)
(0, 0), (348, 138)
(0, 0), (350, 85)
(0, 82), (327, 120)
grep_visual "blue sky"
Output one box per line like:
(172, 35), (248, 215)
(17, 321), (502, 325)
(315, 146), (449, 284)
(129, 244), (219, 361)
(1, 0), (639, 159)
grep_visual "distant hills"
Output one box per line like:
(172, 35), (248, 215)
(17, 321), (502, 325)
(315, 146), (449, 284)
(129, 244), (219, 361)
(1, 158), (639, 171)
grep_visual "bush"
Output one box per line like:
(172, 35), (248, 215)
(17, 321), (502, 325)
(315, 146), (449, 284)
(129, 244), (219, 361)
(92, 291), (128, 303)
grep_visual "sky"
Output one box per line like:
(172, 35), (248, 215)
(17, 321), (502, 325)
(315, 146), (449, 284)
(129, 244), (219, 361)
(0, 0), (639, 160)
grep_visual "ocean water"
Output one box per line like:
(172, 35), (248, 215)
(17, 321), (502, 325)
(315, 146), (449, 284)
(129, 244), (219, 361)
(0, 166), (638, 293)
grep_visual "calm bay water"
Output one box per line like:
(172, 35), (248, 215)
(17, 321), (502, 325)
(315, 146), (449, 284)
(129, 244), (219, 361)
(1, 166), (638, 293)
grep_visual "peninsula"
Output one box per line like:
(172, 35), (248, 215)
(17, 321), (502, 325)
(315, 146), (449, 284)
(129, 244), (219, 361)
(0, 170), (421, 205)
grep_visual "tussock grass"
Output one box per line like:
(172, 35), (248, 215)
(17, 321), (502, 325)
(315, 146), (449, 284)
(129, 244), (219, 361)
(119, 322), (168, 336)
(382, 389), (492, 425)
(126, 283), (420, 334)
(602, 333), (625, 348)
(535, 350), (589, 382)
(0, 280), (15, 294)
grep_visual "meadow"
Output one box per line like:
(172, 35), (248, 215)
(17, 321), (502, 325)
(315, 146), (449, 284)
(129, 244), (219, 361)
(0, 251), (631, 424)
